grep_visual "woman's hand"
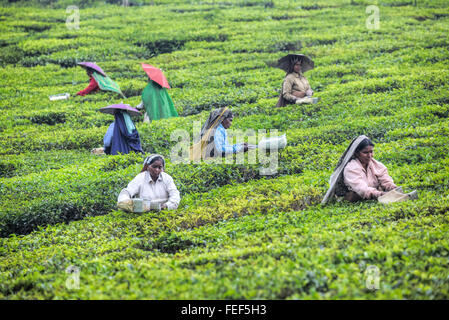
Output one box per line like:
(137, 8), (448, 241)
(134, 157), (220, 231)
(306, 89), (313, 96)
(117, 199), (133, 212)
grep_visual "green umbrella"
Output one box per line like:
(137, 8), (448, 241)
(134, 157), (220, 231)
(92, 72), (126, 98)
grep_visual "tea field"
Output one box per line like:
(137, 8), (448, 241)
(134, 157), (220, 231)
(0, 0), (448, 299)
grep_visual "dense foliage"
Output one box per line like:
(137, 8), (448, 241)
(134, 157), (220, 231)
(0, 0), (448, 299)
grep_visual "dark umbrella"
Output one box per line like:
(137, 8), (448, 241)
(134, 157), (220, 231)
(275, 54), (314, 73)
(78, 62), (107, 77)
(99, 103), (142, 117)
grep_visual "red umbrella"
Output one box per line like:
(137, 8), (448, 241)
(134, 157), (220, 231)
(99, 103), (141, 117)
(141, 63), (170, 89)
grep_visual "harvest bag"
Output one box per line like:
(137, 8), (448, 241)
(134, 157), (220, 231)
(257, 134), (287, 150)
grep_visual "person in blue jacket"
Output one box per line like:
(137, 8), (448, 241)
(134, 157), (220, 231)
(198, 107), (249, 158)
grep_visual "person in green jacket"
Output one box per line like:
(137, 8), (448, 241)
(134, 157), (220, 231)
(136, 80), (178, 123)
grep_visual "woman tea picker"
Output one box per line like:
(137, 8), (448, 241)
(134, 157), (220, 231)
(275, 54), (320, 107)
(321, 135), (418, 204)
(92, 104), (143, 155)
(117, 154), (180, 212)
(76, 66), (99, 96)
(136, 63), (178, 122)
(76, 62), (125, 98)
(190, 107), (249, 161)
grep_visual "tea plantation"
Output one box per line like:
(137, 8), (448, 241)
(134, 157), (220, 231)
(0, 0), (448, 299)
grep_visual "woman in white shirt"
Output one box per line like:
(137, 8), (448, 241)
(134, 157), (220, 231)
(117, 154), (180, 212)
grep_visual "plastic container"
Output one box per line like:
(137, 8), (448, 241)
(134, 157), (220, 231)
(258, 134), (287, 150)
(132, 198), (161, 212)
(49, 93), (70, 101)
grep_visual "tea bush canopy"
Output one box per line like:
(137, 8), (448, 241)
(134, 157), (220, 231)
(0, 0), (448, 299)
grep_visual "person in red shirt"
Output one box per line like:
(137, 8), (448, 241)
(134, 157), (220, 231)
(76, 68), (99, 96)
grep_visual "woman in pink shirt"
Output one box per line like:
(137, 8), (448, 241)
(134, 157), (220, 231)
(322, 136), (417, 204)
(343, 138), (397, 202)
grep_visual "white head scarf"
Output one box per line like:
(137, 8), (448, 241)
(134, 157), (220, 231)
(143, 154), (165, 167)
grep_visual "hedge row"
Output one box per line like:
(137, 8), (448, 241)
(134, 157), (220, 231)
(0, 178), (447, 299)
(1, 126), (448, 237)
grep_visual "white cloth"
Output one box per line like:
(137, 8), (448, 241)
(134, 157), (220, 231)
(295, 96), (315, 104)
(117, 171), (180, 210)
